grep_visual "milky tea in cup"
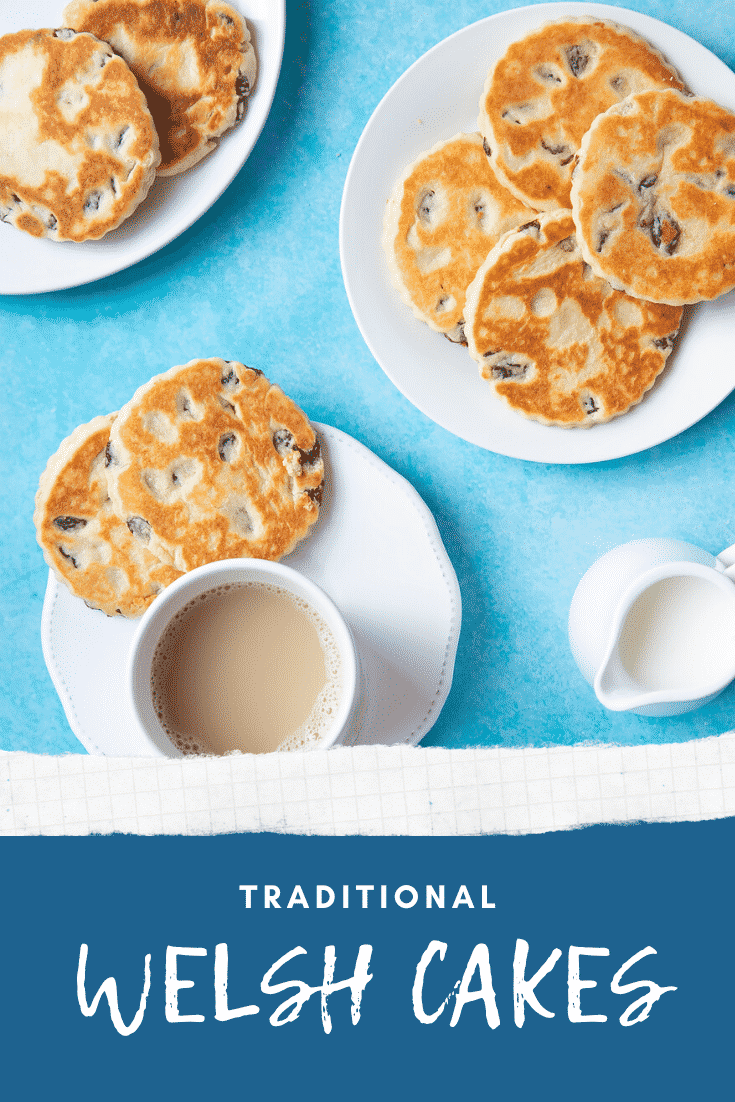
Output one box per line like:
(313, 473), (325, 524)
(149, 580), (346, 755)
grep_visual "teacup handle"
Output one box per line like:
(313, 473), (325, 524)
(716, 542), (735, 579)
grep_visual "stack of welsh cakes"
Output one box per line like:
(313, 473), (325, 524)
(383, 18), (735, 427)
(0, 0), (257, 242)
(34, 359), (324, 617)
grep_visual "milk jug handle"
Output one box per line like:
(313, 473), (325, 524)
(716, 542), (735, 578)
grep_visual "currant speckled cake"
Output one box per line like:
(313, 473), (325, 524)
(34, 414), (182, 616)
(63, 0), (257, 176)
(464, 211), (683, 426)
(478, 18), (685, 211)
(0, 27), (159, 241)
(383, 132), (535, 343)
(105, 359), (324, 573)
(571, 88), (735, 305)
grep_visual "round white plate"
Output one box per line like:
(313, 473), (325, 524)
(1, 0), (285, 295)
(41, 424), (461, 756)
(340, 2), (735, 464)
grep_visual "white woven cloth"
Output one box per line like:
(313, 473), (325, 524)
(2, 734), (734, 836)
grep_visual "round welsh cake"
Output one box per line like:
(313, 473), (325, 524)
(0, 28), (159, 241)
(383, 132), (535, 342)
(63, 0), (257, 176)
(105, 359), (324, 572)
(464, 211), (683, 427)
(571, 89), (735, 305)
(478, 18), (685, 211)
(34, 414), (182, 617)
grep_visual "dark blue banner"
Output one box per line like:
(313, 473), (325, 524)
(2, 819), (731, 1099)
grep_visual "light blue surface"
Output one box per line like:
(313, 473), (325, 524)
(2, 0), (734, 754)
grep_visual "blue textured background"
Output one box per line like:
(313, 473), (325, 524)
(2, 0), (735, 754)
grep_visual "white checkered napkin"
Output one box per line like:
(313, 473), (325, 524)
(1, 736), (734, 836)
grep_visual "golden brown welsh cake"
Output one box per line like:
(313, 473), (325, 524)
(105, 359), (324, 572)
(0, 28), (159, 240)
(464, 211), (683, 426)
(34, 414), (182, 616)
(571, 88), (735, 305)
(383, 132), (535, 342)
(63, 0), (257, 176)
(478, 18), (685, 211)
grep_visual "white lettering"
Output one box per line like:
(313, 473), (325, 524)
(261, 947), (316, 1026)
(513, 940), (561, 1026)
(165, 946), (207, 1023)
(316, 885), (335, 908)
(568, 947), (609, 1023)
(321, 945), (373, 1034)
(412, 940), (448, 1024)
(395, 885), (418, 908)
(452, 885), (474, 909)
(426, 885), (445, 908)
(264, 885), (281, 908)
(287, 885), (309, 909)
(77, 944), (150, 1037)
(261, 945), (372, 1032)
(355, 885), (374, 908)
(611, 947), (677, 1026)
(214, 944), (260, 1021)
(450, 944), (500, 1029)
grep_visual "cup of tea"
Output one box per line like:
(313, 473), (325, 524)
(127, 558), (360, 756)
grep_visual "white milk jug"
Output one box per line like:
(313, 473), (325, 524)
(568, 538), (735, 716)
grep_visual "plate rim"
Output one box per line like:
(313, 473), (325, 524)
(0, 0), (286, 295)
(339, 1), (735, 465)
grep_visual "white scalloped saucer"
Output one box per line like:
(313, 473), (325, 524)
(41, 424), (461, 755)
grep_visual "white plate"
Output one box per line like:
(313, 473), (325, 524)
(0, 0), (285, 295)
(340, 2), (735, 464)
(41, 424), (461, 755)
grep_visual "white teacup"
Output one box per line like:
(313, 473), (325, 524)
(127, 559), (359, 756)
